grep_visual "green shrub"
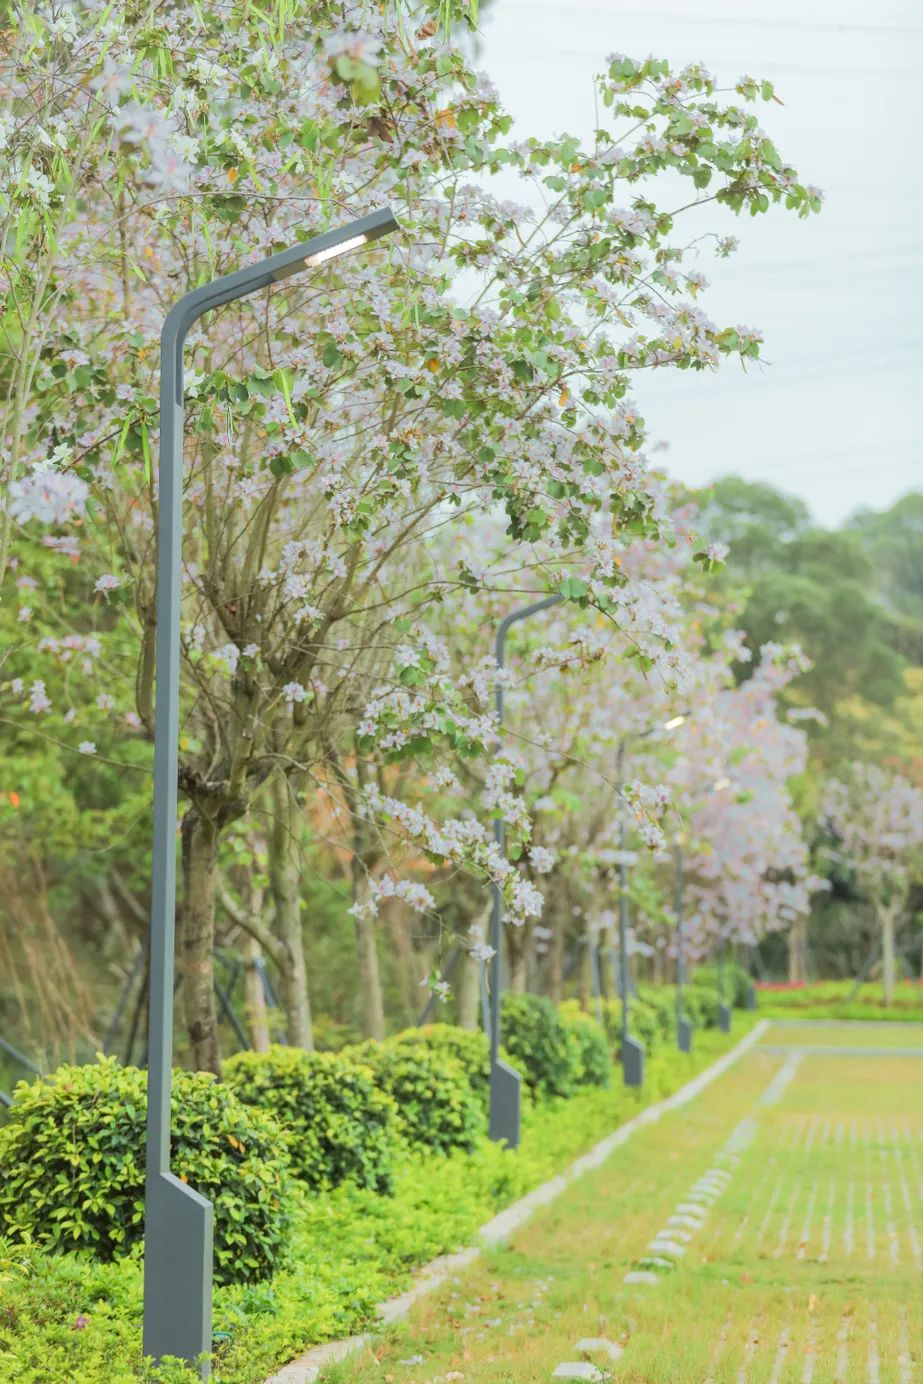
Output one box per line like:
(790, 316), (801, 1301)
(638, 988), (676, 1043)
(684, 983), (720, 1029)
(224, 1045), (398, 1194)
(561, 1012), (611, 1087)
(346, 1041), (485, 1154)
(0, 1057), (291, 1286)
(500, 993), (581, 1100)
(625, 998), (663, 1054)
(695, 961), (752, 1007)
(390, 1024), (493, 1098)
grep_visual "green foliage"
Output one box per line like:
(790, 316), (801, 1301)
(223, 1046), (398, 1195)
(696, 961), (753, 1008)
(637, 989), (678, 1042)
(683, 984), (721, 1030)
(0, 1025), (747, 1383)
(755, 980), (923, 1022)
(389, 1023), (493, 1097)
(345, 1041), (485, 1155)
(692, 477), (918, 766)
(500, 993), (581, 1099)
(561, 1012), (611, 1087)
(0, 1058), (291, 1286)
(626, 998), (666, 1053)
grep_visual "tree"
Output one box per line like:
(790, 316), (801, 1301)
(3, 0), (819, 1070)
(821, 766), (923, 1004)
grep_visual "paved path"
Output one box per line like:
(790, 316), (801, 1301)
(322, 1022), (923, 1383)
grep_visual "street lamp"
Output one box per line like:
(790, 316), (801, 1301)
(143, 208), (400, 1375)
(710, 777), (733, 1034)
(614, 713), (686, 1086)
(487, 592), (562, 1149)
(672, 833), (692, 1053)
(615, 739), (644, 1089)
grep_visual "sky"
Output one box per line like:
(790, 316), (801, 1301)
(480, 0), (922, 525)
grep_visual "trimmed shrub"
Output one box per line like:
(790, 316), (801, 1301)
(625, 997), (664, 1054)
(500, 993), (581, 1100)
(224, 1045), (398, 1194)
(697, 961), (752, 1008)
(562, 1012), (611, 1087)
(0, 1057), (290, 1285)
(639, 988), (676, 1043)
(347, 1041), (485, 1155)
(390, 1024), (493, 1098)
(684, 983), (721, 1029)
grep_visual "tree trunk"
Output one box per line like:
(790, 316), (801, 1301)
(242, 935), (271, 1053)
(388, 908), (418, 1026)
(881, 903), (897, 1007)
(788, 914), (807, 985)
(180, 807), (222, 1074)
(352, 866), (386, 1040)
(548, 915), (564, 1003)
(269, 773), (313, 1049)
(506, 923), (527, 993)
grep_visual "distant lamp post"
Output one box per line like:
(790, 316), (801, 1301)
(673, 833), (693, 1053)
(144, 208), (400, 1375)
(710, 778), (733, 1034)
(487, 592), (562, 1148)
(615, 740), (644, 1088)
(615, 714), (687, 1084)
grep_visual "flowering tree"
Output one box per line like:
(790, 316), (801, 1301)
(2, 0), (819, 1069)
(666, 646), (821, 968)
(821, 766), (923, 1004)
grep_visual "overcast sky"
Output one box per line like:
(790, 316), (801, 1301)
(481, 0), (922, 525)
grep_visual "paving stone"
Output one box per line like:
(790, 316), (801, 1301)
(623, 1269), (659, 1284)
(574, 1337), (624, 1360)
(648, 1237), (687, 1257)
(551, 1364), (603, 1381)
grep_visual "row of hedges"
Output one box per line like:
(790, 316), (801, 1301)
(0, 998), (612, 1290)
(568, 974), (743, 1060)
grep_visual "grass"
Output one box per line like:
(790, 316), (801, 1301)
(757, 980), (923, 1024)
(0, 1026), (750, 1383)
(761, 1020), (923, 1048)
(325, 1024), (923, 1382)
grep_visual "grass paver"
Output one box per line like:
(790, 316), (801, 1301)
(761, 1022), (923, 1051)
(319, 1025), (922, 1384)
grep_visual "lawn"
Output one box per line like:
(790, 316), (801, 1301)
(323, 1025), (922, 1382)
(761, 1019), (923, 1049)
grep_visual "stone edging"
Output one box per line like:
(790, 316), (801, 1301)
(264, 1019), (769, 1384)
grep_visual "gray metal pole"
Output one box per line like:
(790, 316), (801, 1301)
(143, 208), (399, 1375)
(674, 837), (692, 1052)
(615, 739), (643, 1086)
(618, 812), (630, 1053)
(488, 593), (562, 1147)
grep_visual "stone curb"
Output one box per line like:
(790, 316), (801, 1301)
(264, 1019), (769, 1383)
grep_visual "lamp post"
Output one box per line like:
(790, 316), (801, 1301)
(487, 592), (562, 1148)
(709, 778), (733, 1034)
(143, 208), (399, 1375)
(673, 834), (692, 1053)
(615, 740), (644, 1087)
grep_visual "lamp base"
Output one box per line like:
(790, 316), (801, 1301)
(143, 1172), (213, 1379)
(622, 1035), (645, 1088)
(489, 1058), (522, 1149)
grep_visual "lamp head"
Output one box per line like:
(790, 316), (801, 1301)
(663, 715), (686, 732)
(269, 207), (400, 282)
